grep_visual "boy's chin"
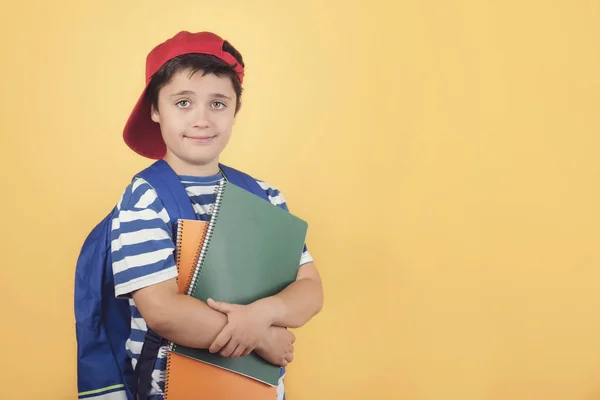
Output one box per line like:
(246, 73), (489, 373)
(165, 150), (219, 168)
(181, 154), (220, 168)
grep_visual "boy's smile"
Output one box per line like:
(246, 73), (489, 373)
(184, 134), (217, 144)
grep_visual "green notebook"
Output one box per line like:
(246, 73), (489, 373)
(171, 180), (308, 386)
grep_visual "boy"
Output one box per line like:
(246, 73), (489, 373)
(112, 31), (324, 399)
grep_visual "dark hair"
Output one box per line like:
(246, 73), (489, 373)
(147, 45), (244, 114)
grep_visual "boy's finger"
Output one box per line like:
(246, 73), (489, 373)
(231, 345), (245, 359)
(286, 352), (294, 363)
(209, 328), (232, 353)
(220, 340), (238, 358)
(241, 348), (253, 357)
(207, 298), (232, 313)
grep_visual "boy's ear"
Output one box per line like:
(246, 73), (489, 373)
(233, 101), (242, 124)
(150, 104), (159, 123)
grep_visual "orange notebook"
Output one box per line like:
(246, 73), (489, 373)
(163, 219), (277, 400)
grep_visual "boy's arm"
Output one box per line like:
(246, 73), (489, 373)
(261, 261), (324, 328)
(133, 279), (296, 367)
(256, 183), (323, 327)
(131, 278), (227, 348)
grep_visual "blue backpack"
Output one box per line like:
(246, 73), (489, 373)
(74, 160), (270, 400)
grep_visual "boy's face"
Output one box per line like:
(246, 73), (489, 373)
(151, 69), (238, 174)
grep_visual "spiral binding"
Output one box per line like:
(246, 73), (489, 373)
(175, 219), (184, 274)
(186, 179), (226, 297)
(163, 349), (173, 399)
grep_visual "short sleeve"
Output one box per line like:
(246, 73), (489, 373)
(110, 178), (178, 298)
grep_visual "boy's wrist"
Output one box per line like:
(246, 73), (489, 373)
(255, 330), (268, 353)
(254, 296), (284, 326)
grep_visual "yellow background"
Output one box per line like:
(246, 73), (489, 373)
(1, 0), (600, 399)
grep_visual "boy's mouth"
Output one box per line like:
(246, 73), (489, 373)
(184, 134), (217, 144)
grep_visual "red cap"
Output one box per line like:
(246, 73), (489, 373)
(123, 31), (245, 159)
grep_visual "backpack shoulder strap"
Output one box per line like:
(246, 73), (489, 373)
(136, 159), (198, 222)
(130, 160), (197, 399)
(218, 163), (269, 202)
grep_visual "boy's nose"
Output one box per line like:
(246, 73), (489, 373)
(192, 109), (210, 129)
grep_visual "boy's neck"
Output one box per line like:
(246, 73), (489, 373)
(163, 154), (220, 177)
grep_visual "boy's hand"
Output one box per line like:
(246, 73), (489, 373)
(255, 326), (295, 367)
(207, 298), (275, 358)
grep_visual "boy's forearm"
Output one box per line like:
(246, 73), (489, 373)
(133, 280), (228, 348)
(152, 294), (229, 348)
(259, 276), (324, 329)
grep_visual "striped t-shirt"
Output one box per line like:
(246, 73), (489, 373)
(110, 171), (313, 399)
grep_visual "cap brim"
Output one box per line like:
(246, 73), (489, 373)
(123, 89), (166, 160)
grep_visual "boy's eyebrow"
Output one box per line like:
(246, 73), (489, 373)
(170, 90), (196, 97)
(211, 93), (233, 100)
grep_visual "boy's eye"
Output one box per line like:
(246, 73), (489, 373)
(176, 100), (191, 108)
(212, 101), (226, 109)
